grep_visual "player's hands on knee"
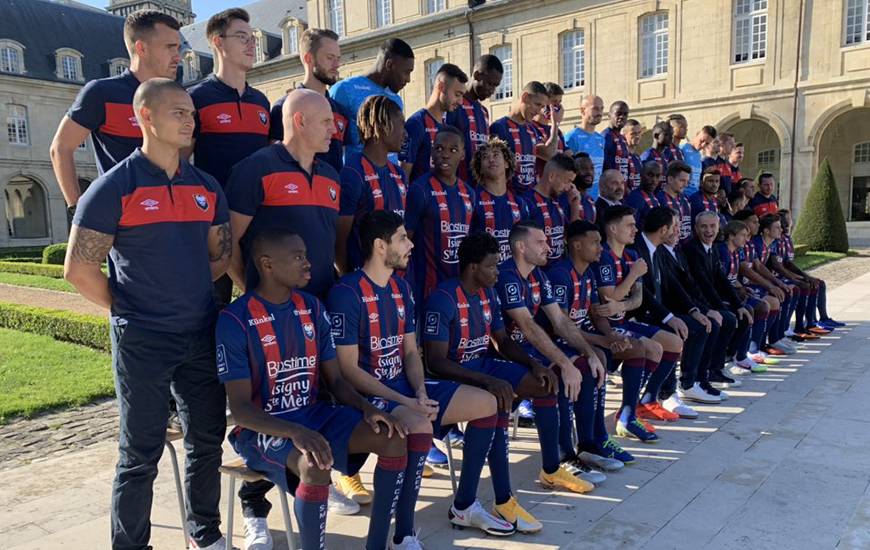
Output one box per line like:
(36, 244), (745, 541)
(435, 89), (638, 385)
(484, 377), (516, 413)
(557, 359), (582, 401)
(707, 310), (723, 325)
(588, 355), (606, 388)
(364, 407), (408, 439)
(288, 426), (333, 470)
(407, 393), (439, 421)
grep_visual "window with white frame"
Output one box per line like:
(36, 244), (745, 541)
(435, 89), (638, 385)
(327, 0), (345, 37)
(491, 44), (512, 100)
(733, 0), (767, 63)
(425, 57), (444, 97)
(284, 23), (299, 55)
(856, 142), (870, 163)
(428, 0), (447, 14)
(640, 12), (669, 78)
(376, 0), (392, 28)
(0, 42), (24, 74)
(561, 30), (585, 89)
(182, 52), (200, 83)
(757, 149), (777, 166)
(6, 104), (28, 145)
(109, 58), (129, 76)
(845, 0), (870, 45)
(60, 53), (82, 81)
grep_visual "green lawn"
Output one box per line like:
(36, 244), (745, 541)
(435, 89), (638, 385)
(0, 272), (76, 292)
(794, 251), (849, 271)
(0, 328), (113, 423)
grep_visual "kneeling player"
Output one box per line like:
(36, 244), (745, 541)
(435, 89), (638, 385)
(217, 230), (409, 550)
(328, 211), (514, 545)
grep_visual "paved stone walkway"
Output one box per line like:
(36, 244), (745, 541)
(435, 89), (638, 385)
(0, 283), (107, 317)
(1, 267), (869, 549)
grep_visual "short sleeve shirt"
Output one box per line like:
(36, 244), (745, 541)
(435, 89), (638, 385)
(689, 190), (720, 226)
(625, 188), (661, 229)
(422, 279), (504, 364)
(601, 127), (631, 184)
(716, 242), (741, 286)
(496, 258), (555, 362)
(489, 117), (540, 194)
(565, 128), (604, 198)
(524, 189), (567, 265)
(547, 257), (599, 331)
(471, 188), (529, 265)
(445, 97), (490, 182)
(592, 243), (639, 323)
(657, 190), (693, 242)
(72, 149), (228, 332)
(268, 90), (350, 173)
(399, 109), (443, 183)
(329, 76), (404, 159)
(680, 143), (702, 196)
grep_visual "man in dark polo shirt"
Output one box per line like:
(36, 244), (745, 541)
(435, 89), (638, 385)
(64, 78), (231, 550)
(269, 28), (349, 172)
(50, 10), (182, 213)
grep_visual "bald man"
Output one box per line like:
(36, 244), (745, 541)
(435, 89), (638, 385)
(65, 77), (231, 549)
(565, 95), (605, 199)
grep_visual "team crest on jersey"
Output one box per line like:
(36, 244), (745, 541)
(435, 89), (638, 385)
(258, 111), (268, 125)
(483, 309), (492, 324)
(397, 305), (405, 320)
(302, 322), (315, 340)
(329, 186), (337, 202)
(531, 289), (541, 304)
(193, 194), (209, 211)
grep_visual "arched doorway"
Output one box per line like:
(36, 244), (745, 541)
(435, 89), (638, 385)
(816, 107), (870, 221)
(4, 175), (49, 238)
(726, 118), (782, 184)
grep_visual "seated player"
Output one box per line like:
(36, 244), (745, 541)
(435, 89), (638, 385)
(337, 95), (408, 273)
(424, 232), (562, 533)
(217, 229), (409, 550)
(470, 137), (529, 264)
(496, 220), (608, 492)
(656, 161), (693, 243)
(625, 160), (662, 229)
(328, 211), (513, 545)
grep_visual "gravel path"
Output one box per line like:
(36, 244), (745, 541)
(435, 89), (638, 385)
(806, 249), (870, 290)
(0, 283), (108, 317)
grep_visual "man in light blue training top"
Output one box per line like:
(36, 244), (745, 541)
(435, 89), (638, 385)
(681, 125), (716, 197)
(565, 95), (604, 199)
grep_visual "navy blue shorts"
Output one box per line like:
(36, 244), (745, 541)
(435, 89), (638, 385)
(464, 356), (529, 390)
(612, 320), (662, 339)
(369, 376), (461, 435)
(745, 294), (764, 308)
(230, 401), (364, 493)
(747, 284), (768, 299)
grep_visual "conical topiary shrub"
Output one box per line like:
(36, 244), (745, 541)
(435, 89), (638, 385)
(792, 158), (849, 253)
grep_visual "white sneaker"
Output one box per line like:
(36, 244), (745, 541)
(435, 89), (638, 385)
(577, 451), (624, 472)
(192, 536), (230, 550)
(718, 390), (730, 401)
(772, 339), (796, 355)
(662, 394), (698, 419)
(328, 484), (360, 515)
(390, 534), (425, 550)
(733, 357), (758, 375)
(448, 500), (515, 536)
(678, 383), (721, 404)
(243, 517), (272, 550)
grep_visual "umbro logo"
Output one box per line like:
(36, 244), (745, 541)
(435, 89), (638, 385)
(285, 183), (299, 194)
(140, 199), (159, 211)
(261, 334), (277, 346)
(217, 113), (232, 124)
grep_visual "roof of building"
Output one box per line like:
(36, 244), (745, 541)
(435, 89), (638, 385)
(0, 0), (129, 83)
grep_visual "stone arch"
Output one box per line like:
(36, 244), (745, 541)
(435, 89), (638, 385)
(724, 118), (782, 183)
(3, 175), (49, 239)
(815, 107), (870, 221)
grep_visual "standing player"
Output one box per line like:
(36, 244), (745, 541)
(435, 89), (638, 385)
(400, 64), (468, 182)
(525, 154), (576, 265)
(217, 229), (409, 550)
(572, 153), (599, 223)
(270, 29), (348, 172)
(703, 132), (736, 193)
(689, 168), (721, 224)
(564, 95), (605, 198)
(330, 38), (414, 159)
(337, 96), (408, 274)
(329, 211), (511, 546)
(681, 125), (716, 196)
(51, 10), (181, 212)
(496, 221), (607, 493)
(445, 54), (503, 183)
(530, 82), (569, 174)
(727, 142), (745, 186)
(749, 172), (780, 217)
(625, 161), (662, 228)
(601, 101), (631, 186)
(656, 161), (693, 242)
(666, 114), (687, 161)
(621, 118), (644, 193)
(470, 138), (528, 264)
(640, 121), (674, 190)
(64, 78), (231, 550)
(490, 81), (558, 194)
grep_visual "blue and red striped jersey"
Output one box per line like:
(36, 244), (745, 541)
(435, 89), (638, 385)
(489, 117), (540, 194)
(625, 188), (661, 228)
(716, 242), (741, 286)
(422, 279), (504, 364)
(226, 143), (341, 298)
(327, 271), (416, 383)
(748, 192), (779, 218)
(72, 149), (228, 332)
(592, 242), (639, 323)
(405, 174), (475, 302)
(751, 235), (778, 264)
(399, 108), (443, 183)
(626, 152), (642, 193)
(444, 97), (490, 183)
(602, 127), (632, 185)
(688, 190), (720, 225)
(778, 234), (796, 262)
(640, 147), (675, 189)
(216, 290), (334, 418)
(667, 143), (685, 162)
(270, 88), (350, 172)
(471, 188), (528, 264)
(657, 190), (692, 242)
(579, 193), (597, 223)
(547, 258), (599, 331)
(524, 189), (567, 265)
(530, 121), (566, 176)
(67, 70), (142, 174)
(495, 258), (555, 363)
(189, 75), (271, 186)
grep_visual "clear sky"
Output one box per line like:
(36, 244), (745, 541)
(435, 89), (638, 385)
(77, 0), (244, 21)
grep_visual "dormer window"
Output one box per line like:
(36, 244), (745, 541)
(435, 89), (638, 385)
(182, 51), (200, 83)
(0, 40), (25, 74)
(281, 18), (305, 56)
(253, 29), (266, 63)
(109, 57), (129, 76)
(55, 48), (84, 81)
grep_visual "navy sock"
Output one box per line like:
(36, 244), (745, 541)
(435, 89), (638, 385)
(573, 374), (596, 445)
(766, 309), (780, 345)
(488, 412), (513, 505)
(794, 289), (808, 332)
(367, 456), (407, 550)
(454, 415), (496, 511)
(532, 395), (560, 474)
(751, 311), (768, 349)
(557, 393), (576, 459)
(294, 482), (328, 550)
(807, 289), (819, 325)
(643, 352), (678, 403)
(592, 384), (609, 443)
(393, 433), (430, 544)
(818, 281), (829, 320)
(638, 359), (659, 405)
(783, 295), (796, 335)
(619, 358), (645, 420)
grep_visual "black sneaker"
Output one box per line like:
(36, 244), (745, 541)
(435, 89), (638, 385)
(708, 370), (742, 388)
(700, 382), (721, 397)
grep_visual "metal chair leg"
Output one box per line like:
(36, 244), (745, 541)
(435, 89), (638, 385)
(165, 440), (190, 549)
(511, 411), (520, 440)
(226, 476), (235, 549)
(443, 436), (458, 494)
(278, 489), (297, 550)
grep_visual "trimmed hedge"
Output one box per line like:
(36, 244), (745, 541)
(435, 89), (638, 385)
(0, 302), (109, 352)
(0, 247), (42, 260)
(793, 158), (849, 253)
(42, 243), (68, 265)
(0, 261), (65, 278)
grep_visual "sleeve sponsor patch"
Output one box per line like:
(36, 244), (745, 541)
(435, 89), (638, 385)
(505, 282), (522, 304)
(424, 312), (440, 335)
(330, 312), (345, 339)
(216, 344), (228, 375)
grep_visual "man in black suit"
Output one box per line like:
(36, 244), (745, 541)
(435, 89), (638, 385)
(683, 211), (754, 386)
(595, 169), (626, 231)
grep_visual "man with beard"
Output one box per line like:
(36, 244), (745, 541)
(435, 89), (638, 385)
(524, 153), (575, 265)
(445, 54), (503, 183)
(601, 101), (631, 185)
(621, 118), (644, 193)
(689, 168), (722, 224)
(565, 95), (605, 198)
(640, 121), (674, 189)
(749, 172), (780, 217)
(681, 125), (717, 196)
(595, 169), (627, 228)
(666, 114), (687, 161)
(625, 160), (662, 228)
(270, 29), (348, 172)
(400, 63), (468, 182)
(572, 153), (598, 223)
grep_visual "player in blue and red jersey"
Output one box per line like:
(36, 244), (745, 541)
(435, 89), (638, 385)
(424, 232), (562, 533)
(572, 153), (598, 223)
(530, 82), (569, 175)
(656, 161), (693, 242)
(601, 101), (631, 184)
(270, 29), (349, 173)
(640, 121), (675, 190)
(218, 229), (409, 550)
(565, 95), (605, 199)
(470, 137), (529, 264)
(666, 114), (687, 163)
(625, 161), (662, 229)
(328, 211), (511, 545)
(405, 127), (476, 304)
(524, 154), (575, 265)
(689, 168), (721, 225)
(337, 96), (408, 273)
(65, 79), (231, 550)
(496, 221), (607, 494)
(703, 132), (736, 193)
(226, 89), (341, 299)
(621, 118), (644, 193)
(490, 81), (560, 194)
(51, 10), (181, 211)
(445, 55), (503, 183)
(400, 64), (467, 182)
(748, 172), (781, 217)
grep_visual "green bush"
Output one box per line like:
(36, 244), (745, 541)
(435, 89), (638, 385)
(42, 243), (68, 265)
(793, 158), (849, 253)
(0, 261), (65, 278)
(0, 302), (109, 352)
(0, 246), (42, 261)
